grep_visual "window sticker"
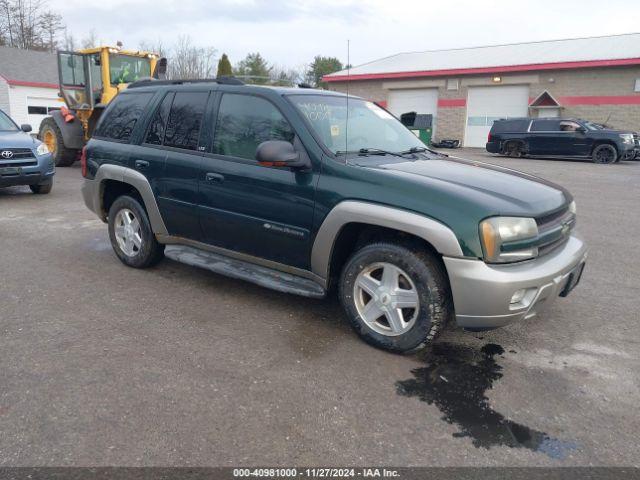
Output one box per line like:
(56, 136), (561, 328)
(330, 125), (340, 137)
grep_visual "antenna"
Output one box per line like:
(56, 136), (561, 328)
(345, 39), (350, 156)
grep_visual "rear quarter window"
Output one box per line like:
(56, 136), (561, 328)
(490, 119), (530, 134)
(94, 92), (154, 142)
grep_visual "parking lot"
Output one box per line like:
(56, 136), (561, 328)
(1, 150), (639, 467)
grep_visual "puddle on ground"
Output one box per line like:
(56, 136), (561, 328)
(396, 342), (577, 460)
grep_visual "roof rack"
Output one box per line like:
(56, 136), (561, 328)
(128, 76), (245, 89)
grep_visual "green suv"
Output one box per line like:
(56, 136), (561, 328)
(81, 80), (587, 353)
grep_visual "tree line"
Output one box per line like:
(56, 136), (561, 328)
(0, 1), (344, 87)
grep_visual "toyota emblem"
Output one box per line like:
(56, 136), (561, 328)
(1, 150), (13, 159)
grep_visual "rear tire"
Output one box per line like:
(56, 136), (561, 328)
(592, 144), (617, 164)
(39, 117), (78, 167)
(504, 141), (525, 158)
(339, 241), (452, 354)
(108, 195), (165, 268)
(29, 180), (52, 194)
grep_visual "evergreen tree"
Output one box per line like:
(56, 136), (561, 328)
(217, 53), (233, 77)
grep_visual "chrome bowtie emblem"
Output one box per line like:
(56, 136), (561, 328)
(1, 150), (14, 159)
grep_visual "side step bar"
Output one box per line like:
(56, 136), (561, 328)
(164, 245), (326, 299)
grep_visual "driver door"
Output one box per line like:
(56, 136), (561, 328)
(198, 93), (318, 270)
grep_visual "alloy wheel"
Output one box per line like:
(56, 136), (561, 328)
(353, 262), (420, 336)
(114, 208), (143, 257)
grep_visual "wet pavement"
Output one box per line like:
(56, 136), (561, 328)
(1, 152), (639, 466)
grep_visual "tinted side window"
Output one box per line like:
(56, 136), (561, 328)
(95, 92), (153, 142)
(164, 91), (209, 151)
(530, 119), (561, 132)
(491, 119), (529, 133)
(144, 92), (174, 145)
(213, 94), (295, 160)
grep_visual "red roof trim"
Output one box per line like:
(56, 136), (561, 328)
(5, 78), (58, 89)
(560, 95), (640, 105)
(323, 57), (640, 82)
(438, 98), (466, 107)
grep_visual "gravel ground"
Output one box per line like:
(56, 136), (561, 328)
(0, 150), (638, 467)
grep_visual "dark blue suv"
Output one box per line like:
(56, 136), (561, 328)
(0, 109), (55, 194)
(486, 117), (638, 164)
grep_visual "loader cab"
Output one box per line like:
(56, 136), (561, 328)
(57, 48), (158, 112)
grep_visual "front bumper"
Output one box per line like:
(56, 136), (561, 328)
(0, 154), (54, 188)
(443, 234), (587, 329)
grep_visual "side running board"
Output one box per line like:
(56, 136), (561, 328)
(164, 245), (326, 299)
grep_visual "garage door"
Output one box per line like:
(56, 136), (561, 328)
(387, 88), (438, 136)
(27, 96), (63, 131)
(464, 86), (529, 147)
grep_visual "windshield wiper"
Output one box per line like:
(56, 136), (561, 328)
(335, 147), (405, 158)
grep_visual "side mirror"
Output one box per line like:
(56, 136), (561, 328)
(152, 57), (168, 80)
(20, 124), (32, 133)
(256, 140), (309, 169)
(576, 126), (586, 133)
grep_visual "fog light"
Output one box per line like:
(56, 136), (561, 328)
(510, 289), (526, 304)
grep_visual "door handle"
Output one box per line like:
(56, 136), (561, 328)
(205, 172), (224, 183)
(134, 160), (149, 170)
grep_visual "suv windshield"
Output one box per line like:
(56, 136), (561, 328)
(288, 94), (424, 155)
(109, 54), (151, 85)
(582, 120), (604, 131)
(0, 110), (18, 131)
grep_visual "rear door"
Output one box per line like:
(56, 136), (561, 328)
(92, 91), (155, 169)
(528, 119), (567, 155)
(198, 92), (317, 269)
(154, 90), (211, 240)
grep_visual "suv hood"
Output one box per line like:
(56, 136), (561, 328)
(0, 130), (38, 149)
(351, 155), (569, 216)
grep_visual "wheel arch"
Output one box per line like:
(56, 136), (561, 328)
(311, 201), (464, 282)
(94, 165), (168, 235)
(591, 140), (619, 155)
(40, 111), (85, 150)
(502, 138), (527, 154)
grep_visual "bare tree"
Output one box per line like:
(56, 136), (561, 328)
(63, 28), (75, 51)
(270, 64), (303, 86)
(39, 11), (63, 52)
(166, 36), (216, 79)
(139, 39), (167, 59)
(80, 28), (98, 49)
(0, 0), (66, 51)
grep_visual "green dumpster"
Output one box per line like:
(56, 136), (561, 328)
(399, 112), (433, 146)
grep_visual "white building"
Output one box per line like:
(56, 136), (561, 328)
(0, 46), (61, 132)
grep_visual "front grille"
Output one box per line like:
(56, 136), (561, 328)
(536, 206), (568, 230)
(0, 160), (37, 167)
(536, 207), (575, 257)
(633, 133), (639, 147)
(0, 148), (34, 159)
(0, 148), (36, 167)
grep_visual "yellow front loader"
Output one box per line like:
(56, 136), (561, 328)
(38, 46), (166, 166)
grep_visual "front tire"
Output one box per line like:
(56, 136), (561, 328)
(38, 117), (78, 167)
(339, 241), (452, 353)
(29, 180), (52, 194)
(592, 144), (617, 164)
(108, 195), (164, 268)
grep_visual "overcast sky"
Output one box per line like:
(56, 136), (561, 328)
(48, 0), (640, 71)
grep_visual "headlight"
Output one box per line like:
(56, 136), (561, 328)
(568, 200), (577, 215)
(479, 217), (539, 263)
(36, 143), (49, 156)
(620, 134), (634, 144)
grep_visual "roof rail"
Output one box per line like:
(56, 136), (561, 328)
(128, 76), (245, 89)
